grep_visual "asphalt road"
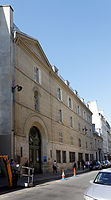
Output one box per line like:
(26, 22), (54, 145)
(0, 170), (98, 200)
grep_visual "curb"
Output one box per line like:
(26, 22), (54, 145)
(33, 169), (90, 185)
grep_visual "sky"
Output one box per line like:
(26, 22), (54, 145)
(1, 0), (111, 124)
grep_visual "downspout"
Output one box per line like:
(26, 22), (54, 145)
(12, 30), (16, 160)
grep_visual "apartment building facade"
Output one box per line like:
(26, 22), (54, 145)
(88, 100), (111, 160)
(0, 6), (95, 173)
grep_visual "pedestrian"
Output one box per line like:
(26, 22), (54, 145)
(10, 159), (15, 176)
(85, 161), (88, 168)
(53, 160), (57, 174)
(10, 159), (18, 187)
(73, 161), (76, 170)
(81, 159), (85, 170)
(77, 160), (80, 170)
(87, 161), (90, 169)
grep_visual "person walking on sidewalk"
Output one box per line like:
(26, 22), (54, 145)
(77, 160), (80, 170)
(81, 159), (85, 170)
(10, 159), (18, 187)
(53, 160), (57, 174)
(73, 161), (76, 170)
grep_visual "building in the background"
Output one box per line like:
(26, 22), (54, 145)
(92, 124), (103, 161)
(88, 100), (111, 160)
(0, 6), (95, 173)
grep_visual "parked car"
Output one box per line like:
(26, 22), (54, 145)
(84, 168), (111, 200)
(105, 160), (111, 168)
(90, 160), (102, 170)
(100, 161), (106, 168)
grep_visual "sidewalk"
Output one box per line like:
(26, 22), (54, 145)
(33, 167), (90, 185)
(0, 167), (90, 194)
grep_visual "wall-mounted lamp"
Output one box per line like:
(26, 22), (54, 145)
(12, 85), (22, 93)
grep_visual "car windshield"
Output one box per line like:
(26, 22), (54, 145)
(94, 172), (111, 185)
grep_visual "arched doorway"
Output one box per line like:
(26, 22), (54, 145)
(29, 126), (41, 173)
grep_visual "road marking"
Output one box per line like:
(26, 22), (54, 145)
(0, 196), (8, 199)
(15, 191), (22, 194)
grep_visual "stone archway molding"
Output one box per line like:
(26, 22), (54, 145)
(23, 113), (48, 168)
(23, 112), (48, 141)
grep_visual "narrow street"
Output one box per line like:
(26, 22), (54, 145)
(0, 171), (98, 200)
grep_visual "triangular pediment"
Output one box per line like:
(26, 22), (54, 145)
(16, 32), (51, 69)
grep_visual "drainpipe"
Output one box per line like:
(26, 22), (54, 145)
(12, 30), (16, 160)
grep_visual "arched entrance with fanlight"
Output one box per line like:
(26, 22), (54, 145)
(23, 114), (48, 174)
(29, 126), (41, 173)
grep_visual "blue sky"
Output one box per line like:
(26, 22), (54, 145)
(1, 0), (111, 124)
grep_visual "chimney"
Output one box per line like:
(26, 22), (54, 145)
(0, 5), (13, 34)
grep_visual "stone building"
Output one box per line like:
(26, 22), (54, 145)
(88, 100), (111, 160)
(0, 5), (94, 173)
(92, 124), (103, 161)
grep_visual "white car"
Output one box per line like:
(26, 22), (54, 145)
(84, 168), (111, 200)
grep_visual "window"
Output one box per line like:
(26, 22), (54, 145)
(95, 139), (97, 147)
(78, 122), (81, 132)
(78, 138), (81, 147)
(85, 153), (89, 161)
(94, 172), (111, 185)
(57, 88), (62, 101)
(34, 66), (41, 83)
(86, 141), (88, 149)
(58, 109), (62, 122)
(90, 154), (93, 161)
(70, 136), (74, 145)
(70, 116), (73, 128)
(78, 153), (83, 162)
(90, 142), (92, 149)
(56, 150), (61, 163)
(88, 115), (91, 123)
(83, 111), (87, 120)
(34, 91), (40, 111)
(77, 105), (80, 115)
(50, 150), (52, 158)
(69, 152), (75, 162)
(58, 132), (63, 143)
(69, 97), (72, 109)
(62, 151), (66, 163)
(20, 147), (23, 157)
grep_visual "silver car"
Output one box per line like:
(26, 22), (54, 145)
(84, 168), (111, 200)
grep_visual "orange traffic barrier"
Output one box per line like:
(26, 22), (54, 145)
(73, 168), (76, 177)
(61, 169), (66, 180)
